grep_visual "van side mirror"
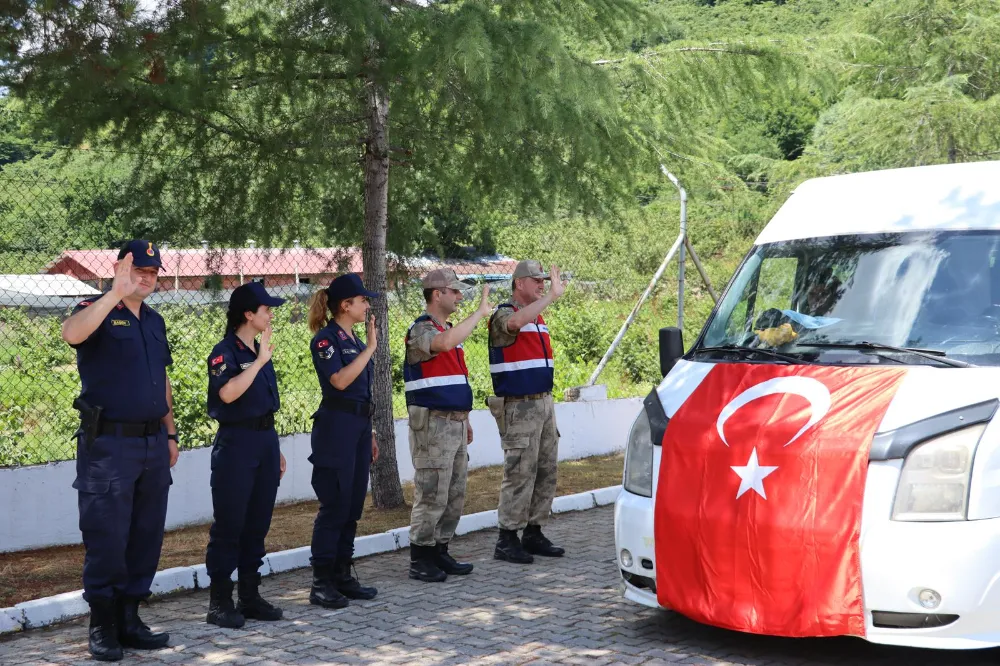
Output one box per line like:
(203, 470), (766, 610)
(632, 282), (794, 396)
(659, 327), (684, 377)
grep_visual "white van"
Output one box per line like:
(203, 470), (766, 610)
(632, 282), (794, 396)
(615, 161), (1000, 650)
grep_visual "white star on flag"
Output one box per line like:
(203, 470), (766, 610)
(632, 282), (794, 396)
(731, 447), (778, 499)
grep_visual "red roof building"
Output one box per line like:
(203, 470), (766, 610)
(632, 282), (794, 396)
(44, 246), (518, 292)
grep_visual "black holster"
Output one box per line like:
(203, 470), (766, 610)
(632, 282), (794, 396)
(72, 397), (102, 448)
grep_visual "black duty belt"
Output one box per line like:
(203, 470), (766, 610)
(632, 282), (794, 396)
(99, 419), (162, 437)
(219, 412), (275, 431)
(321, 397), (373, 416)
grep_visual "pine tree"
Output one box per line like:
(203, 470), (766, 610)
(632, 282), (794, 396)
(2, 0), (663, 506)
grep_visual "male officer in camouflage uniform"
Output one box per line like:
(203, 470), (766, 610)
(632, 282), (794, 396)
(487, 260), (566, 564)
(403, 268), (492, 582)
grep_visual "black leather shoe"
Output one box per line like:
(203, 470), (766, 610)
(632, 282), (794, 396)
(117, 596), (169, 649)
(206, 578), (246, 629)
(332, 560), (378, 600)
(494, 529), (534, 564)
(435, 542), (473, 575)
(88, 598), (123, 662)
(309, 564), (349, 609)
(237, 572), (283, 621)
(522, 524), (565, 557)
(409, 545), (448, 582)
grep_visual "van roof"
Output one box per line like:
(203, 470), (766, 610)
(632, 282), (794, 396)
(755, 160), (1000, 245)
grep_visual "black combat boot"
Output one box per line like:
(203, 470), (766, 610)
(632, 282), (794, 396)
(493, 529), (534, 564)
(435, 542), (474, 575)
(332, 559), (378, 600)
(237, 572), (283, 621)
(205, 577), (245, 628)
(87, 598), (123, 662)
(521, 524), (565, 557)
(117, 596), (169, 650)
(309, 563), (349, 609)
(408, 544), (448, 582)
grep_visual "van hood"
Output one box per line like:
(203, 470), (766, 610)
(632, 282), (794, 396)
(656, 360), (1000, 434)
(875, 365), (1000, 432)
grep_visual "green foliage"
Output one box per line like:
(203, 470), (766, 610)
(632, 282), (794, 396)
(842, 0), (1000, 101)
(5, 0), (1000, 469)
(0, 0), (667, 249)
(0, 290), (688, 465)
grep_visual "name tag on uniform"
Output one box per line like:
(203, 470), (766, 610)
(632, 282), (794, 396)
(344, 348), (358, 355)
(111, 319), (130, 327)
(240, 362), (253, 369)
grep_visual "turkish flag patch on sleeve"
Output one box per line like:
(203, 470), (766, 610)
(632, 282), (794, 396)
(211, 355), (224, 366)
(654, 363), (906, 638)
(317, 339), (330, 349)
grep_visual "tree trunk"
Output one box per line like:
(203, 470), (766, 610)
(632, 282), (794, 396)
(362, 71), (405, 509)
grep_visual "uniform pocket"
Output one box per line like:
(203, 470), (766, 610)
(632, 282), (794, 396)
(151, 327), (168, 347)
(408, 405), (429, 432)
(72, 477), (113, 533)
(411, 433), (449, 469)
(72, 477), (111, 493)
(106, 323), (137, 345)
(209, 439), (225, 488)
(487, 396), (506, 435)
(501, 434), (531, 451)
(414, 415), (457, 469)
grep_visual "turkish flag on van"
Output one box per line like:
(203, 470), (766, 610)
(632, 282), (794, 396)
(654, 364), (906, 637)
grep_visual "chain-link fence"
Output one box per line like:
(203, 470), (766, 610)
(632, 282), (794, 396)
(0, 170), (704, 467)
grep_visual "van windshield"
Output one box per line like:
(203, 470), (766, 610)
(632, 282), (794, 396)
(698, 230), (1000, 367)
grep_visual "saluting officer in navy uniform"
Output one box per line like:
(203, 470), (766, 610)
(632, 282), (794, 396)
(204, 282), (288, 629)
(61, 240), (178, 662)
(305, 273), (381, 608)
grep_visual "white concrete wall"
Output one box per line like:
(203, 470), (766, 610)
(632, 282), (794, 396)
(0, 397), (641, 553)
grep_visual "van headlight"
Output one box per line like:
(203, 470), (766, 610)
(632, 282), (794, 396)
(891, 424), (985, 522)
(623, 409), (653, 497)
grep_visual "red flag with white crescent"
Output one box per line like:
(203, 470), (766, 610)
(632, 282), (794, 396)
(654, 363), (906, 637)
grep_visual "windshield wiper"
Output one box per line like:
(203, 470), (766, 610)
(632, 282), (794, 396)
(691, 345), (817, 365)
(796, 342), (974, 368)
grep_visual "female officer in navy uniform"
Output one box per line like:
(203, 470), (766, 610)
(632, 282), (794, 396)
(204, 281), (288, 628)
(305, 273), (381, 608)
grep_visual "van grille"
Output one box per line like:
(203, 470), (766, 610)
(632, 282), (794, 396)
(871, 611), (959, 629)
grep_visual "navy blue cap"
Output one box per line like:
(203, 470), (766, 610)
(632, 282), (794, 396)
(118, 239), (162, 268)
(326, 273), (380, 303)
(230, 281), (286, 314)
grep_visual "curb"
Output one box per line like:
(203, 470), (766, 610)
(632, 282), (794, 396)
(0, 485), (621, 635)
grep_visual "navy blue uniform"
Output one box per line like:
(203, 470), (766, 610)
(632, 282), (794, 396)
(70, 299), (173, 604)
(309, 321), (373, 566)
(204, 332), (281, 582)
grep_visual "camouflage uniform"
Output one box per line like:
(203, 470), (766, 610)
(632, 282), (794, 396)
(406, 315), (469, 547)
(489, 304), (560, 531)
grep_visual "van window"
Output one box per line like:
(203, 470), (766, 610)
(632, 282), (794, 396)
(699, 230), (1000, 366)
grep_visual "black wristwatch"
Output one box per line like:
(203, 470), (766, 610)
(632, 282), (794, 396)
(167, 433), (179, 443)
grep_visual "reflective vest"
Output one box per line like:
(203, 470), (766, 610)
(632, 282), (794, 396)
(488, 303), (554, 397)
(403, 315), (473, 411)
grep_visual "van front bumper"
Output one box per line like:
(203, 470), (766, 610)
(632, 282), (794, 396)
(613, 471), (1000, 650)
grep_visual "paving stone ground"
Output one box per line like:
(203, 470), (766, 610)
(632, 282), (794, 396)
(2, 506), (999, 665)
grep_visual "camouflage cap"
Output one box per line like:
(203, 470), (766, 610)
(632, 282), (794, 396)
(422, 268), (467, 290)
(512, 259), (549, 280)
